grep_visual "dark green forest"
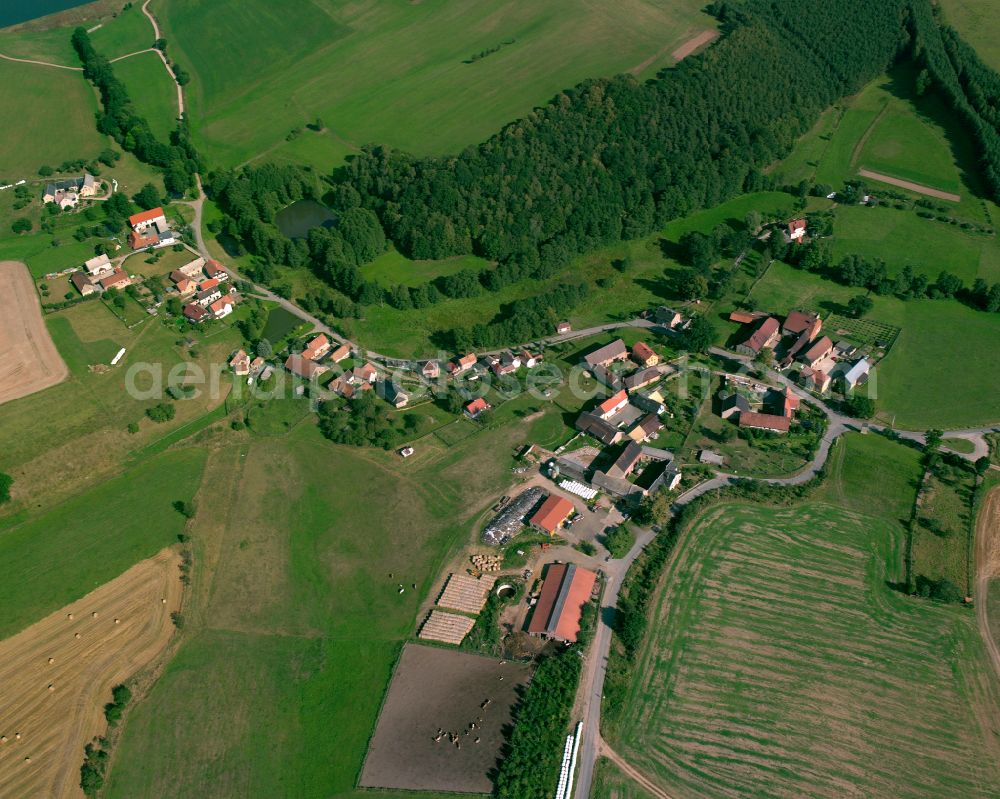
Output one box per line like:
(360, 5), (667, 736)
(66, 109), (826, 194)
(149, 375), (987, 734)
(207, 0), (1000, 347)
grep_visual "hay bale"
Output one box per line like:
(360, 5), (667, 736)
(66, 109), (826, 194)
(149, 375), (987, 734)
(91, 612), (98, 618)
(47, 657), (54, 664)
(67, 613), (74, 620)
(114, 618), (120, 624)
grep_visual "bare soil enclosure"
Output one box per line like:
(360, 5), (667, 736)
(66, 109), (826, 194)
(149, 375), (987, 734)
(0, 261), (68, 405)
(360, 643), (533, 793)
(0, 549), (181, 799)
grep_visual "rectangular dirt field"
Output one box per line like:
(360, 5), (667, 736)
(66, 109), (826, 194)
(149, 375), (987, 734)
(0, 261), (68, 405)
(360, 643), (533, 793)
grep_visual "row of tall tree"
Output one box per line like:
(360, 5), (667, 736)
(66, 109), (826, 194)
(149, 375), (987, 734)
(71, 28), (200, 195)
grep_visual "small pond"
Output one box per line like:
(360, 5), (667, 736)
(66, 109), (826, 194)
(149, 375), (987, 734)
(275, 199), (336, 239)
(262, 307), (308, 343)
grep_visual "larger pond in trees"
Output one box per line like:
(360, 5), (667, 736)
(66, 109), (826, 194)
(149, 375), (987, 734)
(275, 199), (336, 239)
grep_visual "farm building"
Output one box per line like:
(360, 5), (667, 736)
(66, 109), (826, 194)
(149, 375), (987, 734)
(71, 271), (99, 296)
(329, 344), (351, 363)
(285, 354), (329, 380)
(530, 494), (575, 535)
(303, 334), (331, 361)
(729, 309), (767, 324)
(380, 381), (409, 408)
(527, 563), (597, 643)
(481, 486), (545, 545)
(229, 349), (250, 375)
(787, 218), (807, 242)
(596, 389), (629, 420)
(465, 397), (491, 419)
(182, 303), (208, 323)
(449, 353), (477, 374)
(739, 412), (790, 433)
(209, 295), (236, 319)
(421, 360), (441, 379)
(98, 269), (131, 292)
(720, 393), (751, 420)
(654, 306), (683, 328)
(575, 411), (624, 445)
(631, 341), (659, 367)
(839, 357), (871, 390)
(583, 339), (628, 370)
(624, 365), (664, 392)
(735, 317), (780, 356)
(800, 367), (832, 393)
(84, 253), (111, 276)
(798, 336), (834, 369)
(628, 413), (663, 443)
(557, 321), (572, 334)
(782, 310), (821, 339)
(206, 260), (228, 281)
(126, 207), (176, 250)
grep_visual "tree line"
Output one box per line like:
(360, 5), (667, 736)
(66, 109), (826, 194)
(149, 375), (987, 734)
(71, 27), (200, 195)
(493, 647), (582, 799)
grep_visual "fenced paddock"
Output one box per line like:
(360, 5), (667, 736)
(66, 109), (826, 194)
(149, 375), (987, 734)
(360, 643), (533, 793)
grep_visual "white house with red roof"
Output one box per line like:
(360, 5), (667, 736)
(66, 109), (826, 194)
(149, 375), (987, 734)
(465, 397), (491, 419)
(787, 218), (807, 243)
(597, 389), (629, 420)
(302, 334), (331, 361)
(210, 294), (236, 319)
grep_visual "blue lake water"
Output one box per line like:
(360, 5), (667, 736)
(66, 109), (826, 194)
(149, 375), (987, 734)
(1, 0), (92, 29)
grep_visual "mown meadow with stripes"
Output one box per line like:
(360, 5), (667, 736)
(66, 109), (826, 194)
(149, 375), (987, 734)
(605, 434), (1000, 798)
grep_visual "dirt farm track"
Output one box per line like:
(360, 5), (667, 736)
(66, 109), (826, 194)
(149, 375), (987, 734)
(0, 261), (68, 406)
(0, 549), (182, 799)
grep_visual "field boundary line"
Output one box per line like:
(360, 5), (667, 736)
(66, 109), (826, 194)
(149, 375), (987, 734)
(850, 98), (889, 168)
(858, 168), (961, 202)
(0, 52), (82, 71)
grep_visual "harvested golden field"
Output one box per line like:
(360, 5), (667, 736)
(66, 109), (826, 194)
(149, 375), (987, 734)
(0, 261), (67, 405)
(0, 549), (182, 799)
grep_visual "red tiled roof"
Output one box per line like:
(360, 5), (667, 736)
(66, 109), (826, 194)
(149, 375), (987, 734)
(329, 344), (350, 362)
(632, 341), (656, 362)
(801, 335), (833, 363)
(729, 310), (758, 324)
(598, 389), (628, 417)
(789, 218), (806, 232)
(742, 317), (779, 353)
(98, 269), (129, 290)
(783, 310), (819, 335)
(303, 334), (329, 360)
(128, 207), (164, 228)
(739, 412), (790, 432)
(458, 353), (477, 368)
(530, 495), (574, 534)
(465, 397), (490, 415)
(527, 563), (597, 642)
(183, 303), (208, 322)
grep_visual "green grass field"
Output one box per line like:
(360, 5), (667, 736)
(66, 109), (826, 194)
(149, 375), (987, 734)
(940, 0), (1000, 72)
(591, 757), (654, 799)
(0, 298), (242, 511)
(103, 403), (551, 798)
(829, 205), (1000, 285)
(608, 433), (1000, 798)
(112, 50), (179, 141)
(0, 447), (205, 639)
(0, 60), (105, 177)
(362, 248), (491, 288)
(160, 0), (715, 168)
(0, 5), (152, 66)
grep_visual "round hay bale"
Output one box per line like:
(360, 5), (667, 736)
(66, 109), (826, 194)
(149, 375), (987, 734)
(1, 735), (7, 743)
(15, 733), (21, 740)
(114, 618), (120, 624)
(74, 633), (81, 639)
(161, 598), (167, 604)
(91, 612), (98, 618)
(24, 756), (30, 763)
(67, 613), (74, 620)
(47, 684), (54, 692)
(47, 657), (54, 665)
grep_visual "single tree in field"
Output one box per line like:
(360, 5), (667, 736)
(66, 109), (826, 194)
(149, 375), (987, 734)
(133, 183), (162, 210)
(847, 294), (873, 318)
(975, 456), (990, 476)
